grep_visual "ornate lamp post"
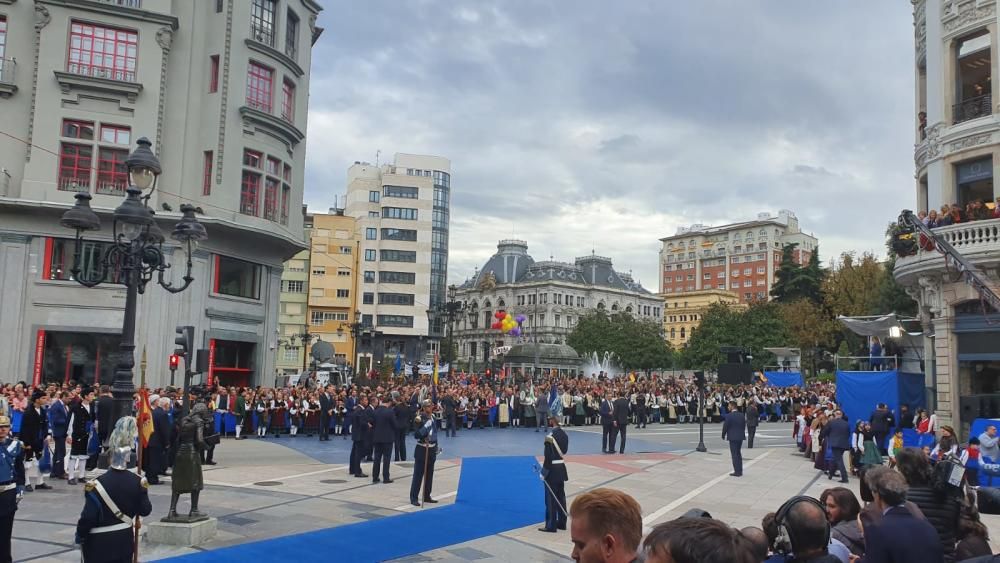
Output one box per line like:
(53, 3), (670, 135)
(427, 284), (465, 379)
(59, 137), (207, 433)
(466, 307), (478, 375)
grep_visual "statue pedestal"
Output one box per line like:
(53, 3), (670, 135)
(145, 518), (217, 546)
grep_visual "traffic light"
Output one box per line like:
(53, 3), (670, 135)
(694, 370), (706, 390)
(174, 325), (194, 359)
(169, 354), (179, 370)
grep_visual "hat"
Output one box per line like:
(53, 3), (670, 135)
(0, 416), (10, 428)
(31, 389), (45, 403)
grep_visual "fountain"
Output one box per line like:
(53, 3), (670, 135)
(581, 351), (621, 378)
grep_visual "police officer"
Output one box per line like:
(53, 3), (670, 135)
(538, 414), (568, 533)
(76, 417), (152, 563)
(0, 415), (25, 563)
(409, 400), (439, 507)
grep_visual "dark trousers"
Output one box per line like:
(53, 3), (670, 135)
(52, 438), (66, 477)
(201, 444), (215, 464)
(446, 413), (457, 437)
(636, 409), (646, 428)
(0, 513), (11, 563)
(349, 440), (364, 475)
(611, 424), (627, 453)
(410, 444), (437, 502)
(372, 442), (392, 481)
(729, 440), (744, 475)
(394, 429), (407, 461)
(319, 413), (330, 440)
(601, 421), (613, 452)
(364, 437), (373, 461)
(874, 432), (888, 455)
(543, 479), (566, 531)
(829, 447), (849, 481)
(748, 425), (757, 448)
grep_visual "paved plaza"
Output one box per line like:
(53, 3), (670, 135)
(12, 422), (1000, 562)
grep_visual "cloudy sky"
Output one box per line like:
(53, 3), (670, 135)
(304, 1), (916, 291)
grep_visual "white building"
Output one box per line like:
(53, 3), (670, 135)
(901, 0), (1000, 437)
(343, 154), (451, 369)
(0, 0), (322, 387)
(454, 240), (663, 373)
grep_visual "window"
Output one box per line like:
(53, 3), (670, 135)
(68, 22), (138, 82)
(240, 172), (261, 216)
(202, 151), (213, 195)
(744, 280), (752, 287)
(382, 207), (417, 220)
(380, 249), (416, 262)
(956, 156), (994, 206)
(366, 228), (377, 240)
(369, 190), (380, 203)
(368, 211), (379, 218)
(46, 238), (122, 284)
(433, 187), (449, 208)
(310, 311), (324, 325)
(730, 257), (739, 264)
(287, 260), (305, 272)
(377, 315), (414, 328)
(364, 249), (376, 261)
(717, 271), (725, 278)
(96, 147), (128, 195)
(731, 282), (739, 288)
(216, 0), (223, 13)
(246, 61), (273, 112)
(756, 266), (765, 274)
(744, 268), (752, 275)
(703, 273), (711, 280)
(281, 79), (295, 122)
(215, 256), (261, 299)
(283, 348), (298, 362)
(336, 289), (349, 298)
(312, 266), (325, 275)
(340, 246), (352, 254)
(954, 32), (992, 124)
(337, 268), (351, 277)
(363, 271), (375, 283)
(250, 0), (277, 47)
(243, 149), (262, 168)
(283, 163), (292, 183)
(285, 10), (299, 60)
(100, 124), (130, 145)
(280, 186), (290, 225)
(379, 293), (415, 306)
(209, 55), (219, 93)
(379, 271), (415, 284)
(283, 280), (304, 293)
(383, 185), (418, 199)
(58, 143), (93, 191)
(263, 177), (279, 221)
(266, 156), (280, 176)
(62, 119), (94, 140)
(363, 292), (374, 305)
(382, 228), (417, 241)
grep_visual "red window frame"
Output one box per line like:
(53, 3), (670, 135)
(62, 119), (95, 140)
(263, 177), (279, 221)
(99, 124), (131, 145)
(240, 171), (260, 216)
(202, 151), (213, 195)
(265, 156), (281, 176)
(246, 62), (273, 112)
(282, 163), (292, 182)
(96, 147), (128, 195)
(67, 21), (138, 82)
(243, 149), (262, 168)
(281, 79), (295, 122)
(59, 143), (93, 191)
(280, 185), (290, 225)
(209, 55), (219, 93)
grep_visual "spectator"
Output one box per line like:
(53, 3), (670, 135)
(968, 437), (983, 486)
(857, 466), (942, 562)
(931, 425), (968, 464)
(819, 488), (863, 556)
(895, 447), (960, 562)
(927, 209), (940, 228)
(956, 489), (992, 561)
(994, 197), (1000, 219)
(919, 111), (928, 140)
(569, 488), (642, 563)
(979, 425), (999, 462)
(642, 517), (755, 563)
(740, 526), (770, 562)
(772, 497), (843, 563)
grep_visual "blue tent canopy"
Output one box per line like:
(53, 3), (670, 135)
(764, 371), (804, 388)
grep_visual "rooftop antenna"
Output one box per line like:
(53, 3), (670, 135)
(375, 149), (381, 167)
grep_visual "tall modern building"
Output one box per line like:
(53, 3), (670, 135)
(658, 210), (818, 305)
(0, 0), (322, 387)
(900, 0), (1000, 436)
(343, 154), (451, 370)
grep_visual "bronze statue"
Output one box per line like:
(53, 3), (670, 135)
(163, 403), (208, 523)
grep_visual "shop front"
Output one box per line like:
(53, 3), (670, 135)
(33, 329), (121, 386)
(207, 338), (256, 388)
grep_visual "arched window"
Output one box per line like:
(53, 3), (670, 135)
(497, 298), (506, 308)
(670, 328), (676, 339)
(597, 302), (606, 310)
(680, 327), (686, 339)
(625, 305), (633, 314)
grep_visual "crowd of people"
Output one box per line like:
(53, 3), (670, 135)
(918, 199), (1000, 228)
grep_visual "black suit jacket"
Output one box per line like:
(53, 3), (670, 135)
(612, 398), (629, 426)
(722, 411), (746, 442)
(599, 399), (613, 424)
(544, 427), (569, 483)
(149, 408), (171, 450)
(746, 404), (759, 427)
(869, 408), (893, 435)
(372, 406), (397, 444)
(350, 407), (366, 442)
(860, 506), (943, 563)
(319, 393), (333, 414)
(393, 403), (411, 431)
(19, 406), (47, 452)
(96, 396), (114, 440)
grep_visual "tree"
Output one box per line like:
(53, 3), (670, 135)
(771, 244), (824, 304)
(770, 244), (801, 303)
(874, 257), (918, 317)
(821, 252), (885, 318)
(567, 311), (674, 371)
(779, 299), (838, 376)
(681, 302), (789, 371)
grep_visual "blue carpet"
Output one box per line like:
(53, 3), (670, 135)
(159, 456), (544, 563)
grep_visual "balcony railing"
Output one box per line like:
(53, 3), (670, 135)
(953, 94), (992, 124)
(896, 218), (1000, 280)
(250, 24), (275, 48)
(66, 63), (137, 83)
(58, 177), (91, 192)
(0, 58), (15, 85)
(95, 0), (142, 6)
(936, 218), (1000, 250)
(95, 181), (127, 196)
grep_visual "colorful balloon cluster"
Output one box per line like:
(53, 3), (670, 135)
(491, 311), (527, 337)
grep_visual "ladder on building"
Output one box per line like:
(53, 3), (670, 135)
(898, 209), (1000, 313)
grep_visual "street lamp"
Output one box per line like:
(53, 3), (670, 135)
(59, 137), (207, 434)
(467, 307), (478, 375)
(427, 284), (466, 379)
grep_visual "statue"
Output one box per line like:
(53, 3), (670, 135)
(163, 403), (208, 523)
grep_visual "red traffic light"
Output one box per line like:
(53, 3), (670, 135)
(169, 354), (180, 369)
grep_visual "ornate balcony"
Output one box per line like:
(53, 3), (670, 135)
(895, 218), (1000, 287)
(953, 94), (992, 125)
(0, 58), (15, 98)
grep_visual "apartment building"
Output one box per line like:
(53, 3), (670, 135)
(661, 289), (746, 347)
(306, 211), (359, 368)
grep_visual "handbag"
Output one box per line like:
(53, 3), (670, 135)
(204, 432), (221, 446)
(38, 443), (52, 474)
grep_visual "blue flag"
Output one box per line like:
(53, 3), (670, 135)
(394, 352), (402, 374)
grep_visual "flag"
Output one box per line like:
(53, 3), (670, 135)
(137, 388), (154, 448)
(433, 353), (439, 386)
(394, 352), (402, 374)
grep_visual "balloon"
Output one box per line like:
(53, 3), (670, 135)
(510, 327), (521, 337)
(494, 311), (505, 320)
(515, 314), (526, 324)
(491, 321), (502, 330)
(505, 312), (513, 320)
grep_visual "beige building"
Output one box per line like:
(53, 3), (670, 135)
(306, 210), (359, 368)
(661, 289), (745, 348)
(901, 0), (1000, 437)
(659, 210), (817, 305)
(344, 154), (451, 371)
(0, 0), (322, 387)
(276, 246), (310, 378)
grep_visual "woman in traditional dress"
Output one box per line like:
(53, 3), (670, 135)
(511, 391), (521, 428)
(270, 391), (286, 438)
(288, 394), (301, 437)
(674, 394), (687, 424)
(813, 414), (829, 472)
(573, 392), (585, 427)
(498, 391), (510, 428)
(255, 393), (270, 437)
(859, 421), (884, 467)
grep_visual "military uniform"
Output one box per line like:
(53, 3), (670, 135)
(409, 406), (439, 506)
(539, 425), (568, 532)
(0, 418), (25, 563)
(75, 468), (152, 563)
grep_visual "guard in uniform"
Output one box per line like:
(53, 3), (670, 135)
(538, 414), (569, 533)
(0, 415), (25, 563)
(409, 400), (439, 507)
(76, 416), (152, 563)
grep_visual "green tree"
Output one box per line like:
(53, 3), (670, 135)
(567, 311), (674, 371)
(874, 257), (918, 316)
(771, 244), (824, 304)
(681, 302), (789, 371)
(779, 299), (838, 376)
(821, 252), (885, 317)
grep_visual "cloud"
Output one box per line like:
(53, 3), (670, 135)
(304, 0), (916, 289)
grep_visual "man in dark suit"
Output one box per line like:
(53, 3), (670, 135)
(859, 467), (943, 562)
(95, 386), (114, 447)
(442, 392), (458, 437)
(318, 385), (333, 441)
(348, 398), (368, 478)
(363, 398), (375, 461)
(392, 393), (410, 461)
(600, 393), (614, 454)
(20, 390), (51, 491)
(538, 415), (569, 533)
(48, 392), (69, 479)
(746, 401), (760, 448)
(721, 401), (746, 476)
(868, 403), (894, 456)
(145, 398), (171, 485)
(610, 394), (630, 454)
(821, 408), (852, 483)
(371, 397), (397, 484)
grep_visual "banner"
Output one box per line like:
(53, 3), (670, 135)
(207, 339), (216, 387)
(32, 330), (46, 387)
